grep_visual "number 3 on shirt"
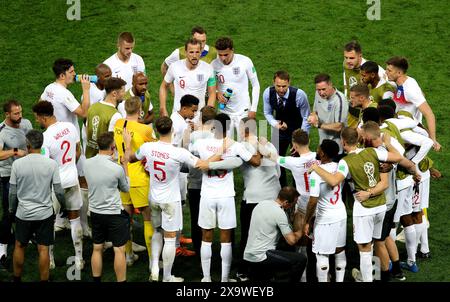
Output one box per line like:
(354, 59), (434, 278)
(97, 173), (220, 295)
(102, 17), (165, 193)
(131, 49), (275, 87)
(329, 184), (341, 205)
(153, 161), (167, 181)
(61, 140), (72, 164)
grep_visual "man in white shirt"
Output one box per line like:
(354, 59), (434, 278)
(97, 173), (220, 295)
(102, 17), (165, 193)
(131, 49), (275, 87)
(211, 37), (260, 139)
(385, 56), (441, 151)
(304, 139), (347, 282)
(190, 113), (261, 282)
(40, 58), (91, 134)
(161, 26), (217, 76)
(32, 101), (84, 271)
(124, 117), (206, 282)
(159, 38), (216, 118)
(104, 32), (146, 91)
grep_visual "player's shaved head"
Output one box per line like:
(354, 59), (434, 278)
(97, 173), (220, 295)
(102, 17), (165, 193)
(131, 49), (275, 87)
(95, 63), (111, 76)
(132, 72), (147, 83)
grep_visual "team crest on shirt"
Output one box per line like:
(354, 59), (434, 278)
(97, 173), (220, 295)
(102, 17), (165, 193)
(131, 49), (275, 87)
(396, 90), (402, 99)
(132, 65), (138, 73)
(233, 67), (240, 75)
(197, 74), (204, 82)
(327, 103), (332, 111)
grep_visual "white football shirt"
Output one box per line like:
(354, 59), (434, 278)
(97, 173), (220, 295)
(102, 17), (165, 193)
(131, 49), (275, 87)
(191, 138), (253, 198)
(309, 162), (346, 224)
(103, 53), (145, 91)
(393, 76), (426, 122)
(135, 141), (198, 204)
(278, 152), (319, 211)
(164, 59), (215, 113)
(170, 111), (188, 148)
(42, 122), (80, 188)
(211, 54), (260, 114)
(40, 82), (81, 135)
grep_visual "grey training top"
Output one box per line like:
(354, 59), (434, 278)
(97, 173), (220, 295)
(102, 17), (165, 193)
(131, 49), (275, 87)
(313, 89), (348, 153)
(243, 200), (293, 263)
(0, 119), (33, 177)
(84, 154), (129, 215)
(9, 153), (61, 221)
(240, 141), (281, 204)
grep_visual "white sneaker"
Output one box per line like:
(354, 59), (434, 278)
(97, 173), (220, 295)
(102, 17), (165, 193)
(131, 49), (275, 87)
(163, 275), (184, 282)
(49, 258), (56, 270)
(201, 277), (212, 282)
(75, 257), (85, 270)
(351, 268), (363, 282)
(103, 241), (113, 252)
(132, 242), (147, 253)
(149, 272), (159, 282)
(126, 253), (139, 266)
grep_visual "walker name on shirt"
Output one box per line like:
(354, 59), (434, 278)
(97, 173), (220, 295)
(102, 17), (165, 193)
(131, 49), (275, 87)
(53, 128), (72, 141)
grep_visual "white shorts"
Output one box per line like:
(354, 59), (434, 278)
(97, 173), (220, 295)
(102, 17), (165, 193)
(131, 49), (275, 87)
(221, 111), (248, 141)
(312, 219), (347, 254)
(179, 172), (188, 201)
(419, 178), (430, 210)
(151, 201), (183, 232)
(52, 184), (83, 211)
(198, 196), (236, 230)
(353, 211), (385, 244)
(394, 185), (413, 223)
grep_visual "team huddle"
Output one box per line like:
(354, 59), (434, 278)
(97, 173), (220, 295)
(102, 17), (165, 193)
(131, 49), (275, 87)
(0, 27), (441, 283)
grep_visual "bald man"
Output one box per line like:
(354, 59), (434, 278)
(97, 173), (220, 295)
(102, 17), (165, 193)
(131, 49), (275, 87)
(118, 72), (154, 124)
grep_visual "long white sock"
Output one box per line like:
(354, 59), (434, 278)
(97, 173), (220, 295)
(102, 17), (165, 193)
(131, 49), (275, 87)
(404, 225), (417, 263)
(201, 241), (212, 279)
(80, 188), (89, 231)
(220, 242), (232, 282)
(0, 243), (7, 258)
(419, 215), (429, 253)
(49, 244), (54, 264)
(162, 237), (176, 280)
(360, 251), (373, 282)
(316, 254), (329, 282)
(335, 250), (347, 282)
(151, 230), (163, 273)
(415, 221), (425, 249)
(69, 217), (83, 260)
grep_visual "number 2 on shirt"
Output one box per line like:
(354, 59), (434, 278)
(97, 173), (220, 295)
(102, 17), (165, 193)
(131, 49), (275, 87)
(153, 161), (167, 181)
(61, 140), (72, 164)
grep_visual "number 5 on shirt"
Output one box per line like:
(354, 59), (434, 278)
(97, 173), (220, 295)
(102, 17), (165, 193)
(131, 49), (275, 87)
(153, 161), (166, 181)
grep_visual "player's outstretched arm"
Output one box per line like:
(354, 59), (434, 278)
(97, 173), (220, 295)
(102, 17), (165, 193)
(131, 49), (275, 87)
(310, 163), (345, 187)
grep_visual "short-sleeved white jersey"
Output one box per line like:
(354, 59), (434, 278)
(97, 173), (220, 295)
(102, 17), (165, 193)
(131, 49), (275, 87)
(170, 111), (188, 147)
(309, 162), (346, 224)
(211, 54), (259, 114)
(393, 76), (426, 122)
(191, 138), (253, 198)
(277, 152), (318, 209)
(40, 82), (80, 135)
(135, 141), (198, 204)
(164, 59), (214, 112)
(42, 122), (80, 188)
(104, 53), (145, 91)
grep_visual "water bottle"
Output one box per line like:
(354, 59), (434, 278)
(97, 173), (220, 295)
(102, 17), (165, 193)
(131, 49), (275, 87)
(75, 74), (98, 83)
(219, 88), (233, 110)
